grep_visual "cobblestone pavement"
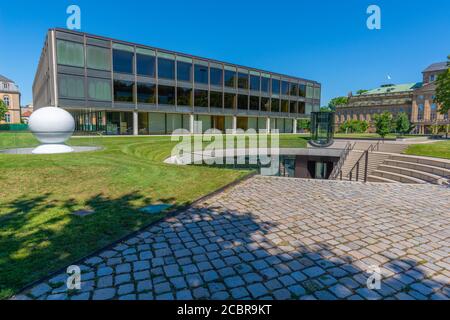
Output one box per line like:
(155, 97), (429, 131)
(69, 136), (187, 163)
(16, 177), (450, 300)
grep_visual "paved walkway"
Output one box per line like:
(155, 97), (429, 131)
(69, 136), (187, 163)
(16, 177), (450, 300)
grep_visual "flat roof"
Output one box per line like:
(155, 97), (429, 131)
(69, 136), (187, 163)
(52, 28), (320, 86)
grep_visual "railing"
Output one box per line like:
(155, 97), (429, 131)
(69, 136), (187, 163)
(329, 142), (354, 180)
(347, 141), (381, 182)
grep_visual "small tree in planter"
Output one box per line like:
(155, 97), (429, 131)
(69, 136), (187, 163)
(395, 112), (413, 135)
(298, 118), (311, 133)
(0, 100), (8, 122)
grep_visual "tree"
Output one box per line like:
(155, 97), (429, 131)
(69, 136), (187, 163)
(356, 89), (369, 95)
(395, 112), (412, 135)
(373, 112), (393, 139)
(0, 100), (8, 122)
(328, 96), (348, 111)
(320, 106), (333, 112)
(339, 119), (369, 134)
(434, 55), (450, 115)
(298, 118), (311, 132)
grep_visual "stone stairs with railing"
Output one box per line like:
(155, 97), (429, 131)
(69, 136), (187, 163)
(368, 154), (450, 185)
(335, 141), (450, 185)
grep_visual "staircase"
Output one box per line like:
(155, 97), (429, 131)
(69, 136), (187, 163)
(368, 154), (450, 185)
(334, 141), (449, 185)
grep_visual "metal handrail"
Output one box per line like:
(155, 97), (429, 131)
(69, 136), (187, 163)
(329, 142), (354, 180)
(347, 141), (381, 182)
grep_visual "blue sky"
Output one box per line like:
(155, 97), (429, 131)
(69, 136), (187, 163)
(0, 0), (449, 106)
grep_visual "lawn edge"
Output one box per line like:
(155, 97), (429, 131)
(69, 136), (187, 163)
(8, 171), (256, 300)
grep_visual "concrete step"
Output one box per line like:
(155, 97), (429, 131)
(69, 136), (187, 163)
(367, 175), (398, 183)
(390, 154), (450, 170)
(384, 159), (450, 179)
(371, 169), (427, 184)
(377, 164), (448, 185)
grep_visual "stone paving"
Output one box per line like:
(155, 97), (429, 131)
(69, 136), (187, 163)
(15, 177), (450, 300)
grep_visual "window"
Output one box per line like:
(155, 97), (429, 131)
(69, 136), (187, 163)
(314, 87), (321, 99)
(299, 84), (306, 97)
(271, 98), (280, 112)
(194, 89), (208, 108)
(59, 75), (85, 99)
(261, 77), (270, 93)
(261, 97), (270, 112)
(137, 54), (156, 77)
(289, 83), (298, 96)
(224, 70), (236, 88)
(137, 83), (156, 104)
(5, 113), (10, 123)
(177, 61), (192, 82)
(87, 46), (111, 71)
(281, 81), (289, 95)
(281, 100), (289, 113)
(224, 93), (236, 109)
(113, 50), (134, 74)
(238, 95), (248, 109)
(306, 85), (314, 98)
(238, 73), (249, 89)
(210, 91), (223, 108)
(195, 65), (209, 84)
(158, 58), (175, 80)
(177, 87), (192, 106)
(250, 75), (260, 91)
(271, 79), (280, 95)
(290, 101), (297, 113)
(210, 68), (223, 86)
(158, 85), (175, 105)
(114, 80), (134, 102)
(3, 83), (8, 89)
(430, 74), (436, 82)
(3, 95), (9, 106)
(250, 96), (259, 110)
(57, 40), (84, 67)
(88, 78), (112, 101)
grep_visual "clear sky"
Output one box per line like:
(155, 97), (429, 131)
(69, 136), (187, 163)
(1, 0), (449, 106)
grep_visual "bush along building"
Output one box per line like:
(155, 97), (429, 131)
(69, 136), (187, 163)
(33, 29), (321, 135)
(335, 62), (449, 134)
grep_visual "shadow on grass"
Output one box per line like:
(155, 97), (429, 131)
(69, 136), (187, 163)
(13, 201), (450, 300)
(0, 191), (181, 300)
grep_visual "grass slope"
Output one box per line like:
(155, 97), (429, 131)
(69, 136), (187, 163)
(0, 133), (307, 299)
(404, 140), (450, 160)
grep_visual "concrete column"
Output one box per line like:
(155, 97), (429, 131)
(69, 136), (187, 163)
(266, 117), (271, 134)
(133, 111), (138, 136)
(232, 116), (237, 134)
(293, 119), (298, 134)
(189, 114), (195, 134)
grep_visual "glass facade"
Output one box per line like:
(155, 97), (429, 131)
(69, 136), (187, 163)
(210, 91), (223, 108)
(224, 93), (236, 109)
(177, 61), (192, 82)
(158, 85), (175, 105)
(158, 58), (175, 79)
(177, 87), (192, 106)
(224, 70), (236, 88)
(210, 68), (223, 86)
(238, 73), (249, 89)
(87, 46), (111, 71)
(52, 32), (321, 136)
(113, 50), (134, 74)
(194, 89), (208, 108)
(137, 83), (156, 104)
(57, 40), (84, 67)
(137, 54), (156, 77)
(238, 95), (248, 110)
(114, 80), (134, 102)
(195, 64), (209, 84)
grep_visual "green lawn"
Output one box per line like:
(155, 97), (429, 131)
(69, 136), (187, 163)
(334, 133), (397, 139)
(0, 132), (307, 299)
(404, 140), (450, 160)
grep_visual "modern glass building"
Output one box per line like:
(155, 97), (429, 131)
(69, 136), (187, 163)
(33, 29), (321, 135)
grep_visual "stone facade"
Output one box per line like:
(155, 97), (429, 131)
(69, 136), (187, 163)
(335, 62), (449, 134)
(0, 75), (21, 124)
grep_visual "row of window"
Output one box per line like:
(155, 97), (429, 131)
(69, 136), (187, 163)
(56, 40), (320, 99)
(114, 81), (307, 113)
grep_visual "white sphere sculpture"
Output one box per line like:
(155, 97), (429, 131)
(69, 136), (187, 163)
(29, 107), (75, 154)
